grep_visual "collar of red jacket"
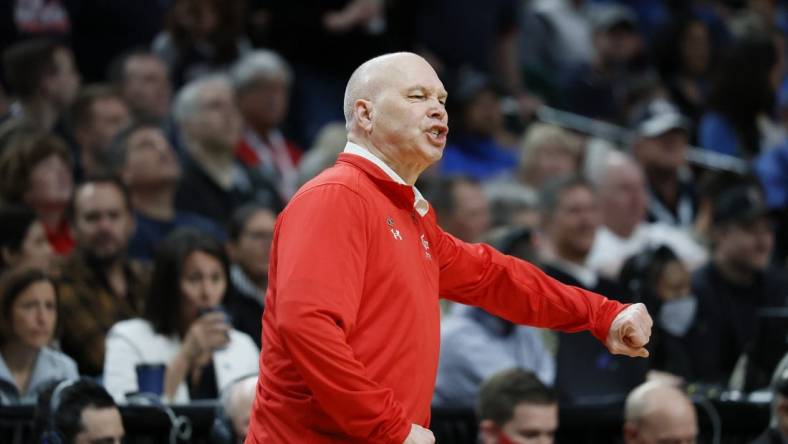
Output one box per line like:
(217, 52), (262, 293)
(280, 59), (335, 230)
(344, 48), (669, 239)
(336, 153), (429, 215)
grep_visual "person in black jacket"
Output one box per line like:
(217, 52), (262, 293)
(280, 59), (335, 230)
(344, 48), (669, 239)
(687, 185), (788, 388)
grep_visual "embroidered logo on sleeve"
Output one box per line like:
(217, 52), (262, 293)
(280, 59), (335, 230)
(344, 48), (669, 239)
(420, 234), (431, 259)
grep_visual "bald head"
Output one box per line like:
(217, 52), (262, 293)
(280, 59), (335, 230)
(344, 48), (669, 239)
(624, 382), (697, 444)
(343, 52), (437, 130)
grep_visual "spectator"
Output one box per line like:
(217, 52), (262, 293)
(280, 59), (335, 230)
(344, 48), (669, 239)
(538, 176), (647, 402)
(699, 34), (779, 159)
(110, 121), (223, 261)
(232, 50), (302, 201)
(423, 176), (491, 242)
(70, 85), (132, 180)
(1, 38), (80, 134)
(108, 50), (172, 123)
(264, 0), (389, 145)
(215, 374), (258, 444)
(104, 228), (259, 403)
(631, 98), (697, 229)
(173, 75), (282, 226)
(587, 151), (707, 277)
(687, 184), (788, 386)
(33, 379), (124, 444)
(623, 381), (698, 444)
(561, 5), (653, 123)
(751, 353), (788, 444)
(619, 246), (696, 383)
(517, 123), (583, 193)
(152, 0), (251, 88)
(0, 205), (54, 273)
(0, 132), (75, 255)
(433, 227), (554, 409)
(56, 177), (148, 377)
(527, 0), (595, 73)
(439, 70), (519, 180)
(0, 267), (78, 404)
(477, 368), (559, 444)
(652, 16), (713, 131)
(224, 204), (276, 348)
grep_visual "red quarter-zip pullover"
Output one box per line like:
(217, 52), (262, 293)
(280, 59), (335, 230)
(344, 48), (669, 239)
(245, 152), (627, 444)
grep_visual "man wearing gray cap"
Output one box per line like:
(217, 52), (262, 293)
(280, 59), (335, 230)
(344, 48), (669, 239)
(631, 99), (697, 229)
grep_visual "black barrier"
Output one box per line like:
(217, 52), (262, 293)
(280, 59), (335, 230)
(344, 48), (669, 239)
(0, 399), (772, 444)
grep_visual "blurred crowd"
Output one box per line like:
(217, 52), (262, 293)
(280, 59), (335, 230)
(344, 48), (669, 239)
(2, 0), (788, 442)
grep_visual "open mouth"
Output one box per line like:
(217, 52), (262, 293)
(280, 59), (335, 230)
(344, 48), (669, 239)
(426, 125), (448, 144)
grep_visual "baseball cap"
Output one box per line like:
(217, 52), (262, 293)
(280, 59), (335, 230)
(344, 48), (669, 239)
(712, 185), (770, 226)
(591, 5), (637, 33)
(631, 99), (691, 138)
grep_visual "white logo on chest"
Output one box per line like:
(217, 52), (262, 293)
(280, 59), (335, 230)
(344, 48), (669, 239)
(391, 228), (403, 240)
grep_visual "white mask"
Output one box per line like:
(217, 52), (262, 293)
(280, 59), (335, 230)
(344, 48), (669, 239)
(658, 295), (698, 337)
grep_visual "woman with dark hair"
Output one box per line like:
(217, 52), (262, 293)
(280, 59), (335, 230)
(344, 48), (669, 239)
(0, 267), (78, 404)
(619, 245), (695, 381)
(152, 0), (251, 88)
(0, 205), (53, 273)
(0, 132), (75, 254)
(699, 34), (780, 159)
(103, 228), (258, 403)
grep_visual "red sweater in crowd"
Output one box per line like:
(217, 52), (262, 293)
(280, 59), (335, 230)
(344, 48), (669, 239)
(245, 149), (627, 444)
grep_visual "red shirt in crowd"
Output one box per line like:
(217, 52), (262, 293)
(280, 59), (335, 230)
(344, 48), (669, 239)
(245, 145), (627, 444)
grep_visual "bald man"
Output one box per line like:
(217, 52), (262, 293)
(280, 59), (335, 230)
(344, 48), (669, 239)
(623, 381), (698, 444)
(244, 52), (653, 444)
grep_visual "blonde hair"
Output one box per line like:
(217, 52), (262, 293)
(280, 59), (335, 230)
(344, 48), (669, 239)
(518, 123), (583, 185)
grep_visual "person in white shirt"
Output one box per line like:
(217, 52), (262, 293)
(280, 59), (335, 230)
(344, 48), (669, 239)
(103, 228), (258, 403)
(587, 151), (707, 278)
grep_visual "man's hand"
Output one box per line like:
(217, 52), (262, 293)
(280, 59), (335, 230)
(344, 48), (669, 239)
(606, 303), (652, 358)
(403, 424), (435, 444)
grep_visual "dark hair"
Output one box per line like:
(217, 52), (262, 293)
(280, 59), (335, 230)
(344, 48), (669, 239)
(69, 175), (133, 222)
(166, 0), (247, 64)
(0, 205), (39, 262)
(619, 245), (681, 307)
(477, 368), (557, 425)
(33, 379), (117, 444)
(707, 34), (777, 156)
(228, 203), (276, 242)
(144, 228), (230, 336)
(2, 38), (62, 99)
(0, 132), (73, 203)
(107, 119), (166, 173)
(69, 84), (125, 131)
(652, 15), (712, 81)
(539, 175), (594, 218)
(0, 266), (56, 345)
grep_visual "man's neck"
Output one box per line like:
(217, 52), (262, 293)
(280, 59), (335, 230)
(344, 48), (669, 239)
(605, 219), (638, 239)
(713, 255), (757, 286)
(21, 97), (59, 132)
(189, 141), (236, 189)
(646, 168), (679, 206)
(347, 136), (425, 185)
(131, 185), (177, 221)
(250, 124), (274, 143)
(104, 260), (129, 298)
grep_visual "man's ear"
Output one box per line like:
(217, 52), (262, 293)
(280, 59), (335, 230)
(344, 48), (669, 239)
(479, 419), (499, 444)
(354, 99), (373, 132)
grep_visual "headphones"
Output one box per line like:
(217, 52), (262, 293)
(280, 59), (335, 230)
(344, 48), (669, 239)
(40, 379), (78, 444)
(210, 373), (259, 444)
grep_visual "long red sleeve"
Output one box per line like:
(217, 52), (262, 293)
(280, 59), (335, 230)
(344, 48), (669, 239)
(432, 232), (626, 342)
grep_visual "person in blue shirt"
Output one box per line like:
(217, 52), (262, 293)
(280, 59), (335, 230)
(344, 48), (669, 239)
(109, 120), (224, 261)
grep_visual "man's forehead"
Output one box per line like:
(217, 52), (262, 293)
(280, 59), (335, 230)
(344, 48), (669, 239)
(370, 57), (445, 93)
